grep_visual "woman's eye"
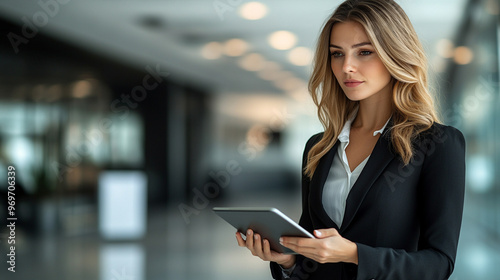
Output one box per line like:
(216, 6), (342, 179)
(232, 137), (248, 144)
(360, 50), (373, 56)
(330, 52), (343, 58)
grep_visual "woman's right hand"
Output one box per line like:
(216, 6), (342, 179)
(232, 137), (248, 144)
(235, 229), (296, 269)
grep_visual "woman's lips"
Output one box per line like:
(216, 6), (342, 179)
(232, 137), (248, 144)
(344, 80), (364, 87)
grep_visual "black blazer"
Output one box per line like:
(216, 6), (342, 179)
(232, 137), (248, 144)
(271, 123), (466, 280)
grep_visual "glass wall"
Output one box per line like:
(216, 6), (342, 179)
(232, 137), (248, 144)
(442, 0), (500, 278)
(444, 0), (499, 237)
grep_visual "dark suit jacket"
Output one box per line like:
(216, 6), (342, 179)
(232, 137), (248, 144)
(271, 123), (466, 280)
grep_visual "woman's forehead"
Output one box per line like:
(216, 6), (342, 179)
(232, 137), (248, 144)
(330, 21), (370, 46)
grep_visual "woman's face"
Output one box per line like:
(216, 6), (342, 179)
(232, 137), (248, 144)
(329, 21), (392, 102)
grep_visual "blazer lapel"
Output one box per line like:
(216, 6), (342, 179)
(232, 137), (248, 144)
(340, 130), (395, 233)
(310, 141), (341, 229)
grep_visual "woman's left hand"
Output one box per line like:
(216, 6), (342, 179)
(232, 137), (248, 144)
(279, 228), (358, 265)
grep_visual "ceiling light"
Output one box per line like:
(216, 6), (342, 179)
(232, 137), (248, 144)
(288, 47), (313, 66)
(72, 80), (92, 98)
(239, 2), (268, 20)
(287, 87), (310, 102)
(274, 77), (306, 91)
(262, 61), (281, 71)
(257, 62), (282, 80)
(223, 39), (248, 57)
(268, 31), (298, 50)
(258, 69), (293, 81)
(454, 46), (474, 65)
(201, 42), (223, 60)
(238, 53), (266, 71)
(436, 39), (454, 58)
(258, 70), (281, 80)
(431, 56), (447, 73)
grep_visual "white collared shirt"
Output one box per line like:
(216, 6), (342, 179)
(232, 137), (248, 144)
(322, 109), (391, 227)
(281, 110), (390, 279)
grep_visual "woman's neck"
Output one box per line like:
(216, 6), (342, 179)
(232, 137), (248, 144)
(352, 93), (393, 132)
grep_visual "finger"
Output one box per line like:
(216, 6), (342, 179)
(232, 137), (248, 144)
(246, 229), (254, 249)
(235, 232), (246, 247)
(314, 228), (339, 238)
(263, 239), (272, 259)
(280, 240), (314, 256)
(280, 237), (316, 249)
(253, 234), (264, 257)
(291, 245), (323, 258)
(282, 241), (324, 262)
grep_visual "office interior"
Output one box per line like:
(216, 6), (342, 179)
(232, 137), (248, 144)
(0, 0), (499, 279)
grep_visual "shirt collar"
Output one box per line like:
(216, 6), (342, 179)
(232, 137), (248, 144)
(337, 106), (391, 143)
(374, 117), (391, 136)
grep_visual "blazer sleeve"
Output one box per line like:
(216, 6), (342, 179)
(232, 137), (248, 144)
(356, 125), (466, 280)
(270, 133), (323, 279)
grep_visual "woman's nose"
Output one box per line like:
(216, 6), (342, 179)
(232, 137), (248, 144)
(342, 56), (356, 73)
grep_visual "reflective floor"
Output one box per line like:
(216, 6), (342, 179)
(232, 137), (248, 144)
(1, 192), (499, 280)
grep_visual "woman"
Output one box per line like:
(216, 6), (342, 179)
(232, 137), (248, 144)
(235, 0), (466, 279)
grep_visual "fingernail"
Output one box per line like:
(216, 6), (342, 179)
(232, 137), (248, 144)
(315, 230), (322, 237)
(247, 229), (251, 235)
(279, 237), (283, 244)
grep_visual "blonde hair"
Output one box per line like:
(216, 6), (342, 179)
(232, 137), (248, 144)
(305, 0), (439, 178)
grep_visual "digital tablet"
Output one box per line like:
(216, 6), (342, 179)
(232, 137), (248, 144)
(213, 207), (315, 254)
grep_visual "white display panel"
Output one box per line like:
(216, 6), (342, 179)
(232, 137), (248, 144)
(98, 171), (147, 240)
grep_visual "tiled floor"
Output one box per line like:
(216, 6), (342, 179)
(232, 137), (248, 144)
(1, 192), (499, 280)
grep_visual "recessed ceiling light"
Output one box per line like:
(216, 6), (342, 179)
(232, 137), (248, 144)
(262, 61), (281, 71)
(268, 31), (298, 50)
(431, 56), (447, 73)
(238, 53), (266, 71)
(257, 62), (282, 80)
(223, 39), (249, 57)
(72, 80), (92, 98)
(288, 47), (313, 66)
(201, 42), (223, 60)
(239, 2), (268, 20)
(274, 77), (306, 91)
(436, 39), (454, 59)
(454, 46), (474, 65)
(258, 70), (294, 82)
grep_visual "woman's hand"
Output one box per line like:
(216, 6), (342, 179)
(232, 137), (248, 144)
(235, 229), (296, 269)
(280, 228), (358, 265)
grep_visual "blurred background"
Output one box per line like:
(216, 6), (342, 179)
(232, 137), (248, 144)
(0, 0), (499, 279)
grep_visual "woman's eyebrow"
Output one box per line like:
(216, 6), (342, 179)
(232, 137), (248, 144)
(329, 42), (372, 49)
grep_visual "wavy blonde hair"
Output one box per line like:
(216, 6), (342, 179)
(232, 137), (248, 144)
(305, 0), (439, 178)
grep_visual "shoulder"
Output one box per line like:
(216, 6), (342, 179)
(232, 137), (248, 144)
(414, 122), (466, 161)
(416, 122), (465, 147)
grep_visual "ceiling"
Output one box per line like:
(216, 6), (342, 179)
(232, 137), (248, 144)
(0, 0), (468, 96)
